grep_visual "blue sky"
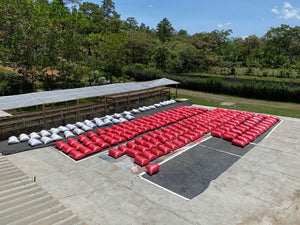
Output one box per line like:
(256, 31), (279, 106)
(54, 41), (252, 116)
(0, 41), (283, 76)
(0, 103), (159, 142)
(90, 0), (300, 37)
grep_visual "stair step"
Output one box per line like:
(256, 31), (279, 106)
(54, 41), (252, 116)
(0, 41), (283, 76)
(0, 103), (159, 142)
(0, 199), (59, 224)
(0, 182), (36, 198)
(0, 189), (48, 210)
(28, 208), (74, 225)
(52, 215), (81, 225)
(0, 167), (20, 176)
(0, 185), (42, 203)
(7, 204), (65, 225)
(0, 194), (52, 217)
(0, 170), (25, 180)
(0, 163), (16, 173)
(0, 156), (85, 225)
(0, 178), (32, 191)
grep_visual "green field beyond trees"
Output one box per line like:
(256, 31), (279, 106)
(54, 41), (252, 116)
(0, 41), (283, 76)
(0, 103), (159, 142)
(0, 0), (299, 103)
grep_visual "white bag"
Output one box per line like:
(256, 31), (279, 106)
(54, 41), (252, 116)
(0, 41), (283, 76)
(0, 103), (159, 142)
(8, 136), (19, 144)
(30, 132), (41, 139)
(66, 124), (77, 130)
(58, 126), (69, 132)
(41, 136), (53, 144)
(105, 115), (113, 120)
(114, 113), (122, 118)
(132, 109), (140, 114)
(50, 128), (60, 134)
(75, 122), (84, 128)
(64, 130), (75, 138)
(81, 125), (92, 131)
(73, 128), (84, 135)
(28, 138), (42, 147)
(103, 119), (113, 125)
(95, 119), (105, 127)
(119, 118), (127, 123)
(19, 133), (30, 142)
(148, 105), (156, 109)
(123, 111), (132, 115)
(40, 130), (51, 137)
(84, 120), (96, 128)
(112, 118), (121, 124)
(51, 133), (62, 141)
(138, 107), (146, 112)
(125, 115), (135, 120)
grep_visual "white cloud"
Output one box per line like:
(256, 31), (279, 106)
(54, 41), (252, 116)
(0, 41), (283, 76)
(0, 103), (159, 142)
(283, 2), (293, 9)
(217, 22), (231, 28)
(271, 7), (279, 14)
(271, 2), (300, 20)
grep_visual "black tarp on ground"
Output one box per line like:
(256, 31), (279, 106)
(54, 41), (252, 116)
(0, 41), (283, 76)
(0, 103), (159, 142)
(142, 145), (240, 199)
(142, 121), (280, 199)
(0, 101), (192, 155)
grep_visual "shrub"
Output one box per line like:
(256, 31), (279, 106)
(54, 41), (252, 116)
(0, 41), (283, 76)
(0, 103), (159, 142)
(125, 67), (300, 103)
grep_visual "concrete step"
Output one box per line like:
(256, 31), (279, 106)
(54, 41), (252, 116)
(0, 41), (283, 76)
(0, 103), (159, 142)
(0, 178), (32, 191)
(0, 185), (42, 203)
(28, 208), (74, 225)
(0, 199), (59, 224)
(0, 189), (48, 210)
(0, 167), (20, 176)
(52, 215), (83, 225)
(0, 174), (29, 186)
(0, 170), (25, 180)
(0, 163), (15, 171)
(0, 182), (36, 198)
(0, 194), (52, 217)
(0, 160), (11, 166)
(0, 156), (85, 225)
(6, 203), (65, 225)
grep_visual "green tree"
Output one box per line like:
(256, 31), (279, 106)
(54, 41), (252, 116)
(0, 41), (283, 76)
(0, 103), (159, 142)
(125, 17), (139, 30)
(101, 0), (119, 23)
(90, 32), (127, 83)
(126, 31), (156, 64)
(156, 18), (174, 43)
(263, 25), (300, 67)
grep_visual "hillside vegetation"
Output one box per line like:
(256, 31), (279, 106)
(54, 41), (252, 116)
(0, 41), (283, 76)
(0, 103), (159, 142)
(0, 0), (299, 102)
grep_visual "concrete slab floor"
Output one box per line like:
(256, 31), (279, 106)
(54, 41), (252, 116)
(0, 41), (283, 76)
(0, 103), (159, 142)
(5, 112), (300, 225)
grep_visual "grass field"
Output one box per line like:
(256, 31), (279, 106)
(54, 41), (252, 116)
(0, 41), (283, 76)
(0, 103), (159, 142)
(171, 89), (300, 118)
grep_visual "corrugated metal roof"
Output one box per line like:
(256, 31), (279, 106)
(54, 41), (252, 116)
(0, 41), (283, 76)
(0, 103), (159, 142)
(0, 78), (179, 110)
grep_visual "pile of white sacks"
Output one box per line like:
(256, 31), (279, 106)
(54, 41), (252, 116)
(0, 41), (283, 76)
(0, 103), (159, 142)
(8, 99), (177, 147)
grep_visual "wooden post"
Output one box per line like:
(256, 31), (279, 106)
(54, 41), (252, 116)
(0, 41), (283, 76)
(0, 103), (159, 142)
(104, 96), (107, 111)
(77, 99), (79, 116)
(175, 84), (178, 98)
(147, 89), (149, 101)
(42, 104), (46, 120)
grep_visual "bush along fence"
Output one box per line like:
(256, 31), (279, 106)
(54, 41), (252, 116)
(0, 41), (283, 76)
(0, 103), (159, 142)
(125, 67), (300, 103)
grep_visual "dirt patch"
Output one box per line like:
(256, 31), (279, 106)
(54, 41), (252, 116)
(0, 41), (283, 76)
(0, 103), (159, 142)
(171, 88), (300, 110)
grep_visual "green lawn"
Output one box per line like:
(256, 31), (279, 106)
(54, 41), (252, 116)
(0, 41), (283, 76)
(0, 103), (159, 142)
(172, 92), (300, 118)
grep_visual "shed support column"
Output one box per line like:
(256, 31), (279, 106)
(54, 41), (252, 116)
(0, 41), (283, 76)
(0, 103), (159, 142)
(175, 84), (178, 98)
(77, 99), (79, 116)
(127, 92), (130, 106)
(42, 104), (46, 120)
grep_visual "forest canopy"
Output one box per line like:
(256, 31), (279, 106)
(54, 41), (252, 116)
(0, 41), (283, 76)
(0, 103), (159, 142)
(0, 0), (299, 94)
